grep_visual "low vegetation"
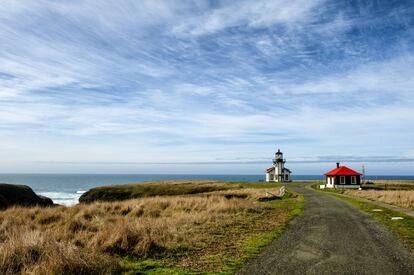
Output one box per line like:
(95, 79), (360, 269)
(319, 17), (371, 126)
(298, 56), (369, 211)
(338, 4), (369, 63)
(343, 190), (414, 209)
(362, 180), (414, 190)
(0, 181), (303, 274)
(368, 180), (414, 185)
(79, 180), (243, 203)
(314, 180), (414, 210)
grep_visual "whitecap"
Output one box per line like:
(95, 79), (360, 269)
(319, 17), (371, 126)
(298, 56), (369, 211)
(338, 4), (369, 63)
(38, 192), (80, 206)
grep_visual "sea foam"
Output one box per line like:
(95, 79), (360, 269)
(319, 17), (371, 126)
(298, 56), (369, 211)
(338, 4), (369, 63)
(39, 192), (80, 206)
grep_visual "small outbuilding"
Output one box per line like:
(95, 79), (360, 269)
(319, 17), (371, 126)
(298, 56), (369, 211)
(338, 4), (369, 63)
(321, 162), (362, 189)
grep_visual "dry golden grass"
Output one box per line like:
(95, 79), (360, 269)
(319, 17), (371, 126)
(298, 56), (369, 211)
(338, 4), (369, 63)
(344, 190), (414, 209)
(0, 187), (285, 274)
(369, 180), (414, 185)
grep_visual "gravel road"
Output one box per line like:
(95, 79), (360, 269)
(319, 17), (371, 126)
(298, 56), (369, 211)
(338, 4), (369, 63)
(238, 183), (414, 275)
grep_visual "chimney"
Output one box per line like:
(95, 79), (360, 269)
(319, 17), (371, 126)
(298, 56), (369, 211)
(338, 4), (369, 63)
(336, 162), (340, 168)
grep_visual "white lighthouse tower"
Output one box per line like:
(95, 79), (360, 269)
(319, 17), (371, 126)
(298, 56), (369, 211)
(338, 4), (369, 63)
(265, 149), (292, 182)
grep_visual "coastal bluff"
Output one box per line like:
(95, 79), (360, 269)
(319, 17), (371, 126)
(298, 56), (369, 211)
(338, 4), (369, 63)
(79, 180), (240, 203)
(0, 183), (53, 209)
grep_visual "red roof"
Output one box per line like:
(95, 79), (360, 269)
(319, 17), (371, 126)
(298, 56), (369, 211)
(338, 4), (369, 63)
(266, 167), (275, 173)
(324, 166), (362, 176)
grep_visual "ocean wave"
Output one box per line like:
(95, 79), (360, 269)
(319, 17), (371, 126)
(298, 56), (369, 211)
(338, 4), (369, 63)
(38, 192), (80, 206)
(76, 190), (86, 194)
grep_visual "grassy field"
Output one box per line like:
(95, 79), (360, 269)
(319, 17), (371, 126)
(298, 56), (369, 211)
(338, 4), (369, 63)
(0, 181), (303, 274)
(362, 180), (414, 190)
(368, 180), (414, 185)
(343, 190), (414, 209)
(316, 180), (414, 210)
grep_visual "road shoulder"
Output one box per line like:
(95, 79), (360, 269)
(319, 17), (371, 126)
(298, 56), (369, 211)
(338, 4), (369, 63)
(319, 189), (414, 254)
(238, 183), (414, 275)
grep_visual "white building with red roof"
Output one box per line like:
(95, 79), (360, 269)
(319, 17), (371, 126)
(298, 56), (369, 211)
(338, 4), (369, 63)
(321, 162), (363, 189)
(265, 149), (291, 182)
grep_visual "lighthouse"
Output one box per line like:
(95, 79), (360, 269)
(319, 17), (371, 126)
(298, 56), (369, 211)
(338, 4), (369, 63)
(265, 149), (292, 182)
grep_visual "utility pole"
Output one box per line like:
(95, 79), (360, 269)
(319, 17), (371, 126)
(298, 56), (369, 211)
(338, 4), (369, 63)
(362, 164), (365, 184)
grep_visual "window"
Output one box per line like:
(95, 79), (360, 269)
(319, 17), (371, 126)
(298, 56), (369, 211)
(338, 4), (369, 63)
(285, 174), (289, 181)
(351, 176), (356, 184)
(340, 176), (345, 184)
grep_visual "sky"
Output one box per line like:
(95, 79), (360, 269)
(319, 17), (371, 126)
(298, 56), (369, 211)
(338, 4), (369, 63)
(0, 0), (413, 175)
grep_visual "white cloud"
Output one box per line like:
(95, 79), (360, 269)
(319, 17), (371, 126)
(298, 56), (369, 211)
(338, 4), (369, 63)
(172, 0), (325, 36)
(269, 54), (414, 99)
(0, 1), (413, 173)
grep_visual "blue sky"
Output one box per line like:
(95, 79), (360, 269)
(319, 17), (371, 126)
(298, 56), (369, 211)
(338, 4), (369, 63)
(0, 0), (413, 175)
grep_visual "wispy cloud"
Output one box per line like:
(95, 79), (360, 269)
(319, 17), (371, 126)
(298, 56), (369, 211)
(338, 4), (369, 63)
(172, 0), (325, 36)
(0, 0), (413, 174)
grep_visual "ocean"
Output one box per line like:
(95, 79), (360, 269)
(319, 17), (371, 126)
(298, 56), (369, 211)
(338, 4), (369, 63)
(1, 174), (413, 206)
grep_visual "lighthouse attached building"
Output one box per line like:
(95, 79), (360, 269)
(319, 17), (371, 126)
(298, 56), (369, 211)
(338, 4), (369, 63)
(321, 163), (362, 189)
(266, 149), (292, 182)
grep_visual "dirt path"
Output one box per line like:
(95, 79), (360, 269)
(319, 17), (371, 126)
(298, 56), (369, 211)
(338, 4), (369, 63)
(238, 183), (414, 275)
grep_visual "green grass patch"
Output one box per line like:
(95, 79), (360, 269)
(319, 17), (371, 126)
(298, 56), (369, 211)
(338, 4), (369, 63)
(238, 182), (283, 189)
(239, 228), (283, 255)
(115, 259), (194, 275)
(221, 191), (304, 273)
